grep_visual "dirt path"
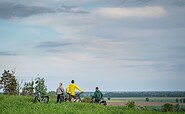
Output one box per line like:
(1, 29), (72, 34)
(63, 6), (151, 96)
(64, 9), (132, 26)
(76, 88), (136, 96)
(107, 102), (185, 106)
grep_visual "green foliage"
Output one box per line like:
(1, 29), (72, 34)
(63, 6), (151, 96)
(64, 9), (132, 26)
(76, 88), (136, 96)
(176, 98), (179, 102)
(34, 77), (47, 95)
(175, 104), (180, 112)
(16, 80), (23, 95)
(162, 103), (174, 112)
(180, 98), (183, 103)
(146, 97), (149, 102)
(183, 98), (185, 103)
(21, 81), (34, 96)
(126, 101), (136, 109)
(0, 70), (17, 95)
(81, 96), (92, 103)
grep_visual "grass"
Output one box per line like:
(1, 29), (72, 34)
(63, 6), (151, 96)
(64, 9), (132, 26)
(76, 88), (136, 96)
(0, 95), (185, 114)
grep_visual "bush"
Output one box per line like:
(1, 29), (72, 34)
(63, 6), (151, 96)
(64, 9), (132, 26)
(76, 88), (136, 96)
(162, 103), (174, 112)
(126, 101), (136, 109)
(183, 98), (185, 103)
(146, 97), (149, 102)
(175, 104), (180, 112)
(82, 97), (92, 103)
(180, 98), (183, 103)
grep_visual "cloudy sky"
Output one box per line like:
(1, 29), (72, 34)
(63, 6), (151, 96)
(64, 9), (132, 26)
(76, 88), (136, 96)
(0, 0), (185, 92)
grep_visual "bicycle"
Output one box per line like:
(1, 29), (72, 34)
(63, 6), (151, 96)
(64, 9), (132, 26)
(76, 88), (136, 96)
(59, 94), (67, 103)
(65, 92), (83, 102)
(74, 92), (83, 102)
(33, 91), (49, 103)
(91, 98), (107, 106)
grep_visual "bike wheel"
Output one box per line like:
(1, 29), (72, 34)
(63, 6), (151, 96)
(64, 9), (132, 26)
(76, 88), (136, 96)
(100, 100), (107, 106)
(42, 96), (49, 103)
(33, 96), (38, 103)
(74, 99), (81, 102)
(60, 96), (65, 103)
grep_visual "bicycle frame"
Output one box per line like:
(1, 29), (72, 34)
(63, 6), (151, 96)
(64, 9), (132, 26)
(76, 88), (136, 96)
(65, 92), (83, 102)
(33, 91), (49, 103)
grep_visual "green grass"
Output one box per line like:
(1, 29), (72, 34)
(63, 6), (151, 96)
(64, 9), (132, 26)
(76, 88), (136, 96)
(0, 95), (185, 114)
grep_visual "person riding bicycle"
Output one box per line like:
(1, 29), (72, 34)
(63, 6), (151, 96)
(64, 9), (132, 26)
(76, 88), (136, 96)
(92, 87), (103, 103)
(56, 82), (64, 103)
(66, 80), (83, 102)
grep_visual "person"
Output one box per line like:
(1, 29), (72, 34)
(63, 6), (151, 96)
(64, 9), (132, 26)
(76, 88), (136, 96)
(56, 82), (64, 103)
(66, 80), (83, 102)
(92, 87), (103, 103)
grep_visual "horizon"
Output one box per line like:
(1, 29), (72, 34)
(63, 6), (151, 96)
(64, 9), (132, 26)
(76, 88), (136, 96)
(0, 0), (185, 92)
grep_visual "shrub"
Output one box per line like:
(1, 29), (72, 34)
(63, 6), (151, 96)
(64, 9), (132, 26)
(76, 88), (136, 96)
(126, 101), (136, 109)
(146, 97), (149, 102)
(180, 98), (183, 103)
(183, 98), (185, 103)
(175, 104), (180, 112)
(162, 103), (174, 112)
(82, 97), (92, 103)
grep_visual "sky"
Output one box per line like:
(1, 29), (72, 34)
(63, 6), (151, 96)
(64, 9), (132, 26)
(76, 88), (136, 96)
(0, 0), (185, 92)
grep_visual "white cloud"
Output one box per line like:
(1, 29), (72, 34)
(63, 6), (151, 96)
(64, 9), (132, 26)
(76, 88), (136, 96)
(93, 6), (167, 18)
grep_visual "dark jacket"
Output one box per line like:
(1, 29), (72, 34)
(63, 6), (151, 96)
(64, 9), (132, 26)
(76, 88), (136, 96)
(93, 90), (103, 100)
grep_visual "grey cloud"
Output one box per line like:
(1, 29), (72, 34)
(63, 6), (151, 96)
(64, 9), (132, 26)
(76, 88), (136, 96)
(0, 51), (18, 56)
(56, 5), (89, 14)
(98, 0), (153, 7)
(0, 2), (54, 19)
(173, 1), (185, 7)
(119, 0), (152, 5)
(37, 41), (75, 48)
(0, 2), (89, 19)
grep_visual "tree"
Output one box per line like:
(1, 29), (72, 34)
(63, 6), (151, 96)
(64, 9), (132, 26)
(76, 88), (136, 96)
(162, 103), (174, 112)
(146, 97), (149, 102)
(0, 70), (17, 95)
(176, 98), (179, 103)
(21, 81), (34, 96)
(175, 104), (180, 112)
(16, 80), (23, 95)
(34, 77), (47, 95)
(180, 98), (183, 103)
(183, 98), (185, 103)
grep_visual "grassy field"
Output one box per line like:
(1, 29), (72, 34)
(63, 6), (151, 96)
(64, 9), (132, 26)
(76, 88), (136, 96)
(0, 95), (185, 114)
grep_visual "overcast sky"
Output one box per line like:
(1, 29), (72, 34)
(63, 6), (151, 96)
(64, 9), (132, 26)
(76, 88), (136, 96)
(0, 0), (185, 92)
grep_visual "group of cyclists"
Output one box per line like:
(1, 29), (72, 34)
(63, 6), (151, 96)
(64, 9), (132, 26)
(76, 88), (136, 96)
(56, 80), (103, 104)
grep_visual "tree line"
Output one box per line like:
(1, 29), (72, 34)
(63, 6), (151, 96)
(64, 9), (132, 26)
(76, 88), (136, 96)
(0, 70), (47, 96)
(103, 91), (185, 97)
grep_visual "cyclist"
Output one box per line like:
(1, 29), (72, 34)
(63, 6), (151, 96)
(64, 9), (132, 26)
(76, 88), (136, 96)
(56, 82), (64, 103)
(92, 87), (103, 103)
(66, 80), (83, 102)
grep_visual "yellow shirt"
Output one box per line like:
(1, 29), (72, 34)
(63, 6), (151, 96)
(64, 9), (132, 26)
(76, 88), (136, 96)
(66, 83), (83, 96)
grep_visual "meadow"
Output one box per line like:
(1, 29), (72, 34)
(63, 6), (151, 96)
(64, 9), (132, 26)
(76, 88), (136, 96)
(1, 95), (185, 114)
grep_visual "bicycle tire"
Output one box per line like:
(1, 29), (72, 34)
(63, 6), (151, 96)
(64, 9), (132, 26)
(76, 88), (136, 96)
(42, 96), (49, 103)
(59, 95), (65, 103)
(100, 100), (107, 106)
(33, 96), (38, 103)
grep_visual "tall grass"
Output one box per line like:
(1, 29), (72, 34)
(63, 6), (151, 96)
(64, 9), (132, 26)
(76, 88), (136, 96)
(0, 95), (185, 114)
